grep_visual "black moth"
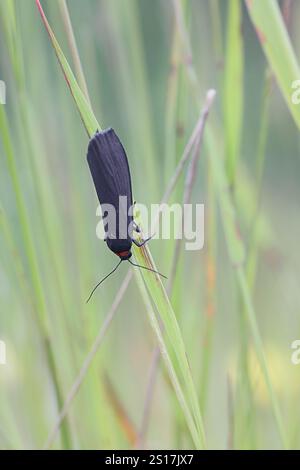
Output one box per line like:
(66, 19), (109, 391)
(86, 128), (166, 302)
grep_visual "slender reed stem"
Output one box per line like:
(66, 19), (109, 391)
(138, 90), (216, 447)
(58, 0), (91, 105)
(44, 271), (132, 448)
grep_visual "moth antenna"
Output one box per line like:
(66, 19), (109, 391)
(86, 259), (123, 303)
(128, 259), (167, 279)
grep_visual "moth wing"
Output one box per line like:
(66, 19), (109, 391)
(87, 128), (133, 204)
(87, 128), (134, 239)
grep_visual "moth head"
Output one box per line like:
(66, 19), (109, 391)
(117, 250), (132, 261)
(106, 238), (132, 260)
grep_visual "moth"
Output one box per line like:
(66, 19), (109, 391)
(86, 128), (166, 302)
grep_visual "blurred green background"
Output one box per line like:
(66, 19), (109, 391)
(0, 0), (300, 450)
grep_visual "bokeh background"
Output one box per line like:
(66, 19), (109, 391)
(0, 0), (300, 449)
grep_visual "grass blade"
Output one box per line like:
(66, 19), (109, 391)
(245, 0), (300, 130)
(36, 0), (98, 136)
(223, 0), (244, 185)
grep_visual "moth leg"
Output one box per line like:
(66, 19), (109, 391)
(132, 201), (141, 227)
(133, 221), (141, 233)
(132, 234), (153, 248)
